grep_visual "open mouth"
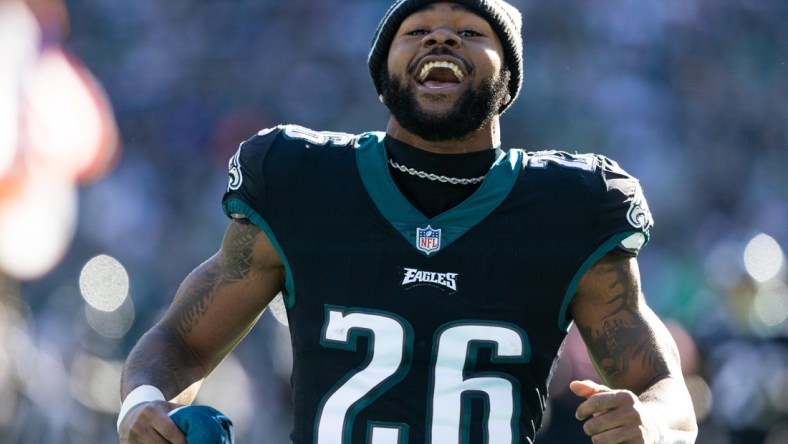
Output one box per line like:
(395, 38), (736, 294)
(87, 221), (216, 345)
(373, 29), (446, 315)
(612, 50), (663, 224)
(417, 60), (465, 89)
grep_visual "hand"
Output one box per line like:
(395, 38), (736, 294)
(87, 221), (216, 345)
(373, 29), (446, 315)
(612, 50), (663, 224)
(118, 400), (187, 444)
(570, 379), (666, 444)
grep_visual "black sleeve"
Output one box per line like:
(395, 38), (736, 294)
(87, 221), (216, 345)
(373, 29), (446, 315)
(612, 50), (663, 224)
(221, 126), (285, 222)
(594, 155), (654, 256)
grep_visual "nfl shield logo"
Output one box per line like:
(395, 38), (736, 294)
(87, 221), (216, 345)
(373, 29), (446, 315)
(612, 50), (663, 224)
(416, 225), (441, 255)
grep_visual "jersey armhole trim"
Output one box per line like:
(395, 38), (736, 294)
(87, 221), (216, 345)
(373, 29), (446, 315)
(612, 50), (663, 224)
(222, 198), (296, 308)
(557, 230), (640, 332)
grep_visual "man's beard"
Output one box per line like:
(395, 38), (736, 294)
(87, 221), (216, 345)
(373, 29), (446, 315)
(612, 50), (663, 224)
(379, 62), (511, 142)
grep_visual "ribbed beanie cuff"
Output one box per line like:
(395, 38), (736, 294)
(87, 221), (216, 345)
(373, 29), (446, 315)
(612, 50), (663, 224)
(368, 0), (523, 112)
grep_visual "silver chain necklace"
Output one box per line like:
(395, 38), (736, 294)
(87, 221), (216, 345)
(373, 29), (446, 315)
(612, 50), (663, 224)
(388, 158), (487, 185)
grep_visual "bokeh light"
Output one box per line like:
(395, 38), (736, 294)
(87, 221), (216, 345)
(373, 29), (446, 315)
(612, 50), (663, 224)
(751, 280), (788, 335)
(84, 295), (135, 339)
(0, 0), (118, 283)
(25, 47), (119, 183)
(0, 170), (77, 280)
(704, 239), (744, 291)
(743, 233), (785, 283)
(70, 352), (124, 414)
(685, 375), (713, 423)
(0, 0), (39, 179)
(79, 254), (129, 312)
(268, 292), (288, 326)
(7, 325), (71, 412)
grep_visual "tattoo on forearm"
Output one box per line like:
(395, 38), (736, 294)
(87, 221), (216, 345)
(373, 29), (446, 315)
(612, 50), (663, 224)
(173, 222), (258, 336)
(123, 329), (201, 396)
(577, 259), (668, 386)
(174, 264), (222, 337)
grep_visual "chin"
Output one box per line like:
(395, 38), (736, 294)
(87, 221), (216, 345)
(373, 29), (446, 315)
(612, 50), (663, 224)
(415, 103), (457, 119)
(382, 71), (504, 142)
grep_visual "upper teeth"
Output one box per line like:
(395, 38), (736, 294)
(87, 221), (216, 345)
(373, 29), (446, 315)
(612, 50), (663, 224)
(418, 61), (465, 83)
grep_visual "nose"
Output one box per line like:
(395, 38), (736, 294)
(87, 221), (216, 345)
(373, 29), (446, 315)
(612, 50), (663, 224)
(422, 28), (461, 48)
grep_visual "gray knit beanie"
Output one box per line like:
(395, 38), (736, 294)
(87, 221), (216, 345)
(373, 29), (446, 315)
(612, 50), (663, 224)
(368, 0), (523, 112)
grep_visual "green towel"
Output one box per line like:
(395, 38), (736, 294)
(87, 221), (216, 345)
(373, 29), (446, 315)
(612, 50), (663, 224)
(169, 405), (234, 444)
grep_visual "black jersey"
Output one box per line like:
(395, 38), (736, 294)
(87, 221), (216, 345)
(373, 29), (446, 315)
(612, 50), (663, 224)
(221, 125), (653, 444)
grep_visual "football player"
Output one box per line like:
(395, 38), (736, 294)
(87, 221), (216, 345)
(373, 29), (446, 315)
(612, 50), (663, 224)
(118, 1), (698, 443)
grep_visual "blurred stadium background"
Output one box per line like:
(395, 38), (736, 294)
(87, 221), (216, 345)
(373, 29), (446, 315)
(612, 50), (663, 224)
(0, 0), (785, 442)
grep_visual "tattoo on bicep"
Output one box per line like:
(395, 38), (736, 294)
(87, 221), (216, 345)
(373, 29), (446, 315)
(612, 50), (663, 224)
(222, 221), (259, 281)
(577, 259), (668, 385)
(173, 222), (259, 336)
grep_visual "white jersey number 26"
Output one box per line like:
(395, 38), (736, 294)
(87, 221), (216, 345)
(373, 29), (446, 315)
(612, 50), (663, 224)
(316, 307), (531, 444)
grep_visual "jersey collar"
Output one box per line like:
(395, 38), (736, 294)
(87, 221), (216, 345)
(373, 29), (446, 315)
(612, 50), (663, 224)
(355, 132), (522, 257)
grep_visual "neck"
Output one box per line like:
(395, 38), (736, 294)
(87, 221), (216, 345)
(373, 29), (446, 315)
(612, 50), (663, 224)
(385, 116), (501, 154)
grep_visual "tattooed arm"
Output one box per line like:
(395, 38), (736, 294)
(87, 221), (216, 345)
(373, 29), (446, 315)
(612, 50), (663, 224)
(568, 254), (697, 444)
(118, 220), (285, 443)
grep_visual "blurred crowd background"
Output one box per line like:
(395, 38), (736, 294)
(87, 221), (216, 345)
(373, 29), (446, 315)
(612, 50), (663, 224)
(1, 0), (786, 442)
